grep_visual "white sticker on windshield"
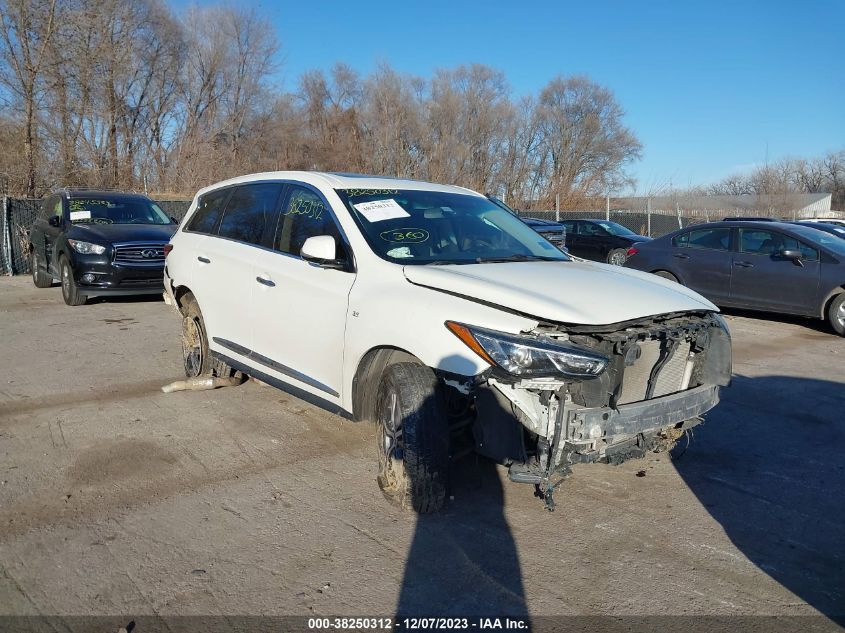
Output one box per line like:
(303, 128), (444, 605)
(69, 210), (91, 221)
(353, 198), (410, 223)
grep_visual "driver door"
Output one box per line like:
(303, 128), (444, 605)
(250, 184), (356, 401)
(730, 228), (820, 314)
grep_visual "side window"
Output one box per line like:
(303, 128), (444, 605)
(275, 186), (341, 257)
(687, 228), (731, 251)
(187, 188), (229, 234)
(561, 221), (577, 234)
(217, 183), (283, 246)
(581, 223), (604, 236)
(740, 229), (819, 261)
(673, 232), (690, 247)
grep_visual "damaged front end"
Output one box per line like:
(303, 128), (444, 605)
(446, 311), (732, 510)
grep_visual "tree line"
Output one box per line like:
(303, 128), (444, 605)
(0, 0), (641, 206)
(702, 152), (845, 210)
(1, 0), (841, 211)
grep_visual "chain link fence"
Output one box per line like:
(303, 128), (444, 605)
(519, 208), (845, 239)
(1, 197), (191, 276)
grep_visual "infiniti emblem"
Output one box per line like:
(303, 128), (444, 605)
(140, 249), (158, 259)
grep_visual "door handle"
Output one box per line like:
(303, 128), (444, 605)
(197, 256), (210, 264)
(734, 261), (753, 268)
(256, 276), (275, 287)
(672, 253), (690, 259)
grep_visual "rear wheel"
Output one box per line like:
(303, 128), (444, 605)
(31, 249), (52, 288)
(827, 294), (845, 336)
(653, 270), (679, 283)
(607, 248), (628, 266)
(376, 363), (449, 514)
(60, 256), (86, 306)
(180, 293), (237, 377)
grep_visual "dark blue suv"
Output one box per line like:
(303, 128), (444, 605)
(28, 189), (177, 305)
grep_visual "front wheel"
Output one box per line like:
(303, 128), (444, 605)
(828, 294), (845, 336)
(31, 249), (52, 288)
(180, 292), (237, 378)
(376, 363), (449, 514)
(607, 248), (628, 266)
(60, 256), (86, 306)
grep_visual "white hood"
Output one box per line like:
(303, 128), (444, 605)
(403, 260), (718, 325)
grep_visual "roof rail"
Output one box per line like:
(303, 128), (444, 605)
(722, 216), (778, 222)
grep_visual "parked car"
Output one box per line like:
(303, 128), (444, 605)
(790, 220), (845, 240)
(486, 195), (566, 251)
(798, 218), (845, 229)
(28, 189), (177, 305)
(624, 220), (845, 335)
(559, 219), (651, 265)
(164, 172), (731, 513)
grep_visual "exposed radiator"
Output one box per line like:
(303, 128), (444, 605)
(618, 340), (693, 404)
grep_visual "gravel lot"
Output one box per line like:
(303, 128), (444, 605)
(0, 277), (843, 625)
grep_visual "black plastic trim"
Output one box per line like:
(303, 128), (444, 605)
(212, 337), (339, 397)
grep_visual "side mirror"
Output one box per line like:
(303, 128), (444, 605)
(779, 248), (804, 266)
(300, 235), (346, 270)
(48, 216), (62, 227)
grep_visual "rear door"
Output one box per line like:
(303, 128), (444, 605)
(250, 183), (356, 401)
(41, 196), (65, 274)
(670, 227), (733, 304)
(191, 183), (284, 356)
(730, 228), (820, 314)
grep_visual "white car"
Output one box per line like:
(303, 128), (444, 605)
(164, 172), (732, 513)
(799, 218), (845, 228)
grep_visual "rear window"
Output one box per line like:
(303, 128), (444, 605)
(187, 188), (229, 234)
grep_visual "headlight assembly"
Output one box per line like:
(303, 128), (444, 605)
(68, 240), (106, 255)
(446, 321), (608, 379)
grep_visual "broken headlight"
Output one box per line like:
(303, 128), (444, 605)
(446, 321), (608, 379)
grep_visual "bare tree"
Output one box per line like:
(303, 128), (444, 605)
(534, 75), (641, 208)
(0, 0), (58, 195)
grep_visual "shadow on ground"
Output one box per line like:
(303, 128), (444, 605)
(673, 374), (845, 617)
(395, 456), (528, 618)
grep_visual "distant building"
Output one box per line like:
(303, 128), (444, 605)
(605, 193), (833, 218)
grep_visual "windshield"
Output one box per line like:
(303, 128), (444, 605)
(596, 221), (636, 236)
(68, 197), (172, 225)
(336, 188), (569, 265)
(789, 224), (845, 257)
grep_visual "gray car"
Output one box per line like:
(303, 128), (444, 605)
(624, 220), (845, 335)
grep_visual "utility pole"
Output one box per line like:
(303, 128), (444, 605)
(606, 195), (610, 221)
(555, 193), (560, 222)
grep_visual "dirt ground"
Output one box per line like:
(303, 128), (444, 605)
(0, 276), (843, 623)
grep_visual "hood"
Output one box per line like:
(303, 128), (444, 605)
(67, 223), (177, 244)
(403, 260), (717, 325)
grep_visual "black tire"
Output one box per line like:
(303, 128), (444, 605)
(653, 270), (679, 283)
(607, 248), (628, 266)
(180, 292), (237, 378)
(827, 294), (845, 336)
(376, 362), (449, 514)
(59, 256), (86, 306)
(31, 249), (52, 288)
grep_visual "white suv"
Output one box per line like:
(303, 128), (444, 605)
(164, 172), (731, 513)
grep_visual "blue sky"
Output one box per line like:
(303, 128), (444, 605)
(176, 0), (844, 191)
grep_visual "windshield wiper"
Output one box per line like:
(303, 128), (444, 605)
(473, 254), (564, 264)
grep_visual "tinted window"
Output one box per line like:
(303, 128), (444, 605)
(580, 222), (607, 236)
(686, 228), (731, 251)
(218, 183), (283, 245)
(740, 229), (818, 261)
(673, 232), (689, 247)
(561, 221), (577, 234)
(275, 186), (342, 257)
(187, 188), (229, 234)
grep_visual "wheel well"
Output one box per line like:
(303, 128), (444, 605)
(173, 285), (193, 311)
(351, 346), (422, 423)
(821, 287), (845, 319)
(651, 269), (679, 281)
